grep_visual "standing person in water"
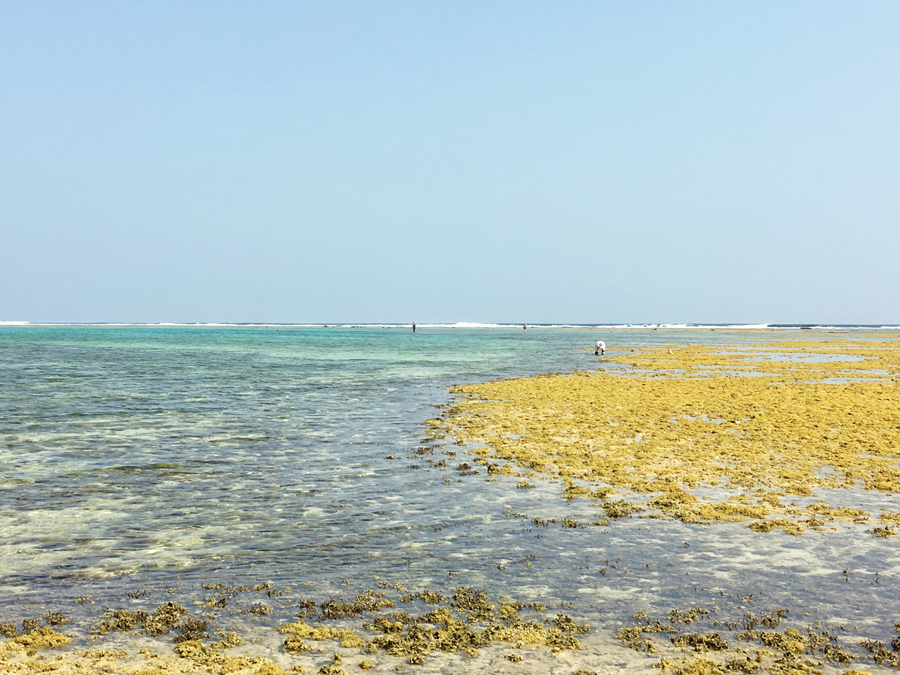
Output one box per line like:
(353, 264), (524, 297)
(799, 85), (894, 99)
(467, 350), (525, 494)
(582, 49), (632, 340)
(412, 322), (416, 333)
(523, 323), (527, 330)
(595, 340), (606, 356)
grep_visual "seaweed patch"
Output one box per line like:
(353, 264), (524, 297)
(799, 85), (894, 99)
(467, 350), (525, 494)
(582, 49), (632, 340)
(436, 337), (900, 531)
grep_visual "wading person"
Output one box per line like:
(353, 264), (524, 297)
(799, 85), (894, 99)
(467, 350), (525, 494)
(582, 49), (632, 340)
(595, 340), (606, 356)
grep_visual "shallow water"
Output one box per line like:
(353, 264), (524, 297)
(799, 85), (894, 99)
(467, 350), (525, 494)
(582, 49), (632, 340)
(1, 326), (899, 672)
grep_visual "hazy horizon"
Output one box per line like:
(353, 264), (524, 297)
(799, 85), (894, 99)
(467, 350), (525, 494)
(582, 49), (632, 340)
(3, 320), (899, 328)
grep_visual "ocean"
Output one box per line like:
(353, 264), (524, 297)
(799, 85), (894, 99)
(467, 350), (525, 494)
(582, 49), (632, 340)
(2, 324), (899, 673)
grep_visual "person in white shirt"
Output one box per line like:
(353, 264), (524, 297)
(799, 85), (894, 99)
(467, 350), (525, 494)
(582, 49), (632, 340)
(595, 340), (606, 356)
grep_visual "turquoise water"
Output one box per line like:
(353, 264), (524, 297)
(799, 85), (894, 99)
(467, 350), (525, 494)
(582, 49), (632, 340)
(0, 325), (645, 589)
(2, 326), (899, 671)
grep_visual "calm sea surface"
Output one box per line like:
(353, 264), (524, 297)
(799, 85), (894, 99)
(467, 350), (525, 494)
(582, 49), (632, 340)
(2, 325), (899, 668)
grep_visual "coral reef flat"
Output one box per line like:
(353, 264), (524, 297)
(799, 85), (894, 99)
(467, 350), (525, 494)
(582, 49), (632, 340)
(2, 327), (899, 674)
(440, 338), (900, 532)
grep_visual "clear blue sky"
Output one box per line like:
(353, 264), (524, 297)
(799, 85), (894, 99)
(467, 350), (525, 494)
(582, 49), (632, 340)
(1, 2), (898, 324)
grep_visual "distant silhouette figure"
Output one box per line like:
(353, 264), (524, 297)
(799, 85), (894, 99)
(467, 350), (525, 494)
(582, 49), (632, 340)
(523, 323), (527, 330)
(412, 322), (416, 333)
(595, 340), (606, 356)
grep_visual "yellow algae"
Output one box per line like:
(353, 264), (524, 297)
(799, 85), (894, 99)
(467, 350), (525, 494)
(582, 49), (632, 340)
(747, 520), (804, 535)
(0, 648), (153, 675)
(317, 654), (346, 675)
(655, 656), (727, 674)
(621, 605), (861, 674)
(278, 619), (365, 648)
(438, 337), (900, 530)
(255, 662), (286, 675)
(82, 649), (128, 659)
(171, 639), (290, 674)
(0, 576), (887, 675)
(14, 627), (72, 649)
(0, 639), (25, 661)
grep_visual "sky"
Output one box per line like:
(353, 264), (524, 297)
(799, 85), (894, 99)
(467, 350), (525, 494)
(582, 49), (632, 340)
(1, 2), (898, 324)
